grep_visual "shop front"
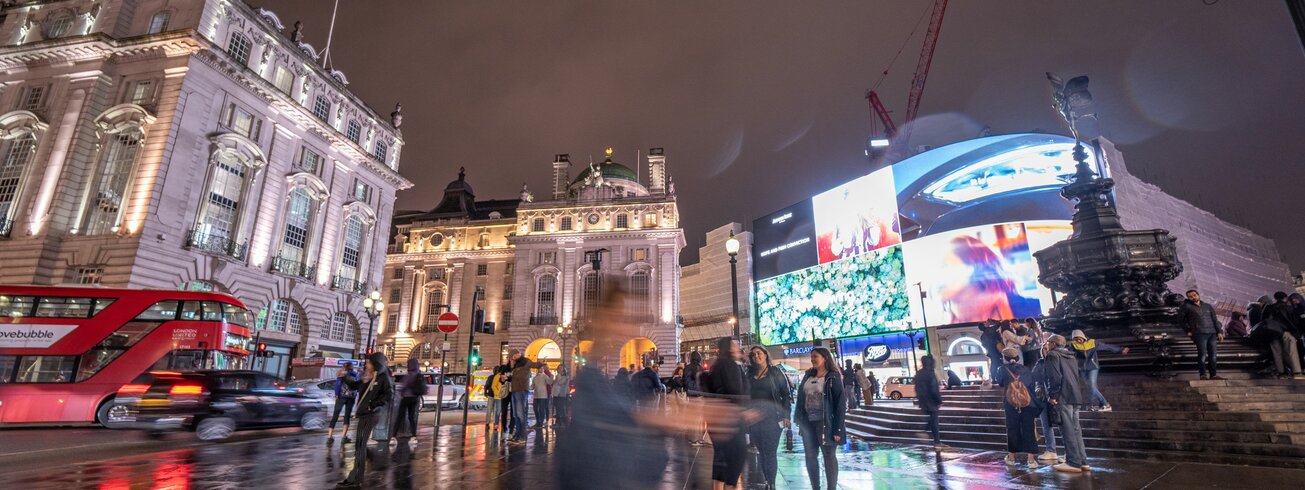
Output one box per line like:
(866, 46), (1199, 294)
(837, 330), (929, 388)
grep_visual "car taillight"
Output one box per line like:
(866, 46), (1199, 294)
(296, 388), (304, 394)
(119, 384), (149, 396)
(169, 384), (203, 396)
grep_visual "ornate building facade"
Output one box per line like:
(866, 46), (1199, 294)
(382, 149), (684, 374)
(0, 1), (411, 376)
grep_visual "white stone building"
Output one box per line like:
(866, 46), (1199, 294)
(679, 222), (754, 362)
(0, 0), (412, 377)
(381, 149), (684, 375)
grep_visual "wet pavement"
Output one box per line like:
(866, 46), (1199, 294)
(1, 422), (1301, 489)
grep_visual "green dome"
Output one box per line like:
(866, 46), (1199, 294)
(571, 158), (638, 184)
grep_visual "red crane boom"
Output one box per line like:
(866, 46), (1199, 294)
(865, 0), (949, 160)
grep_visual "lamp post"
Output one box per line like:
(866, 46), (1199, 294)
(362, 290), (384, 355)
(725, 231), (741, 341)
(557, 323), (575, 373)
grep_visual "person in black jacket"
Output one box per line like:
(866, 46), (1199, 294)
(795, 347), (844, 490)
(993, 347), (1041, 468)
(337, 351), (393, 488)
(914, 355), (944, 448)
(1178, 289), (1224, 380)
(684, 351), (709, 445)
(1044, 335), (1090, 474)
(705, 337), (749, 489)
(746, 345), (791, 489)
(841, 359), (859, 410)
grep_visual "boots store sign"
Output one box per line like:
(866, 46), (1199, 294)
(0, 324), (78, 348)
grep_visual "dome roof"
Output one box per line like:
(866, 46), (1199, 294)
(571, 158), (638, 184)
(445, 167), (474, 195)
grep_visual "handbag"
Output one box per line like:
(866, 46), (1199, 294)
(372, 405), (392, 441)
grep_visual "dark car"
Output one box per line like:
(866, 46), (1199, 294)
(117, 370), (327, 441)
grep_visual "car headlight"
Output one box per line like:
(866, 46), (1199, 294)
(920, 143), (1093, 204)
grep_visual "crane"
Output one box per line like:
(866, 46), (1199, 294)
(865, 0), (949, 162)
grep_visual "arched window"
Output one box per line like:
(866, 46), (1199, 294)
(274, 184), (325, 278)
(329, 311), (357, 341)
(191, 134), (263, 257)
(948, 337), (987, 356)
(0, 133), (37, 236)
(426, 288), (445, 317)
(261, 299), (304, 335)
(535, 275), (556, 321)
(82, 132), (141, 235)
(629, 271), (651, 322)
(334, 209), (374, 293)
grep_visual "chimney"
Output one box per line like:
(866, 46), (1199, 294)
(647, 148), (666, 195)
(552, 153), (571, 200)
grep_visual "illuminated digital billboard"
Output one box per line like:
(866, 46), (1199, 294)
(753, 134), (1094, 345)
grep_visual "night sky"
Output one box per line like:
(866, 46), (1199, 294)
(262, 1), (1305, 273)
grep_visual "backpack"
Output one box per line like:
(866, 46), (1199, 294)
(1004, 367), (1032, 409)
(412, 373), (429, 396)
(338, 371), (357, 398)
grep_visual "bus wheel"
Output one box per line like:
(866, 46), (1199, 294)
(196, 417), (235, 441)
(97, 399), (134, 429)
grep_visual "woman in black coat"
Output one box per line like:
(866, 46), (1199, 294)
(704, 337), (749, 489)
(337, 351), (393, 488)
(994, 347), (1042, 468)
(915, 355), (944, 448)
(794, 347), (845, 490)
(746, 345), (792, 489)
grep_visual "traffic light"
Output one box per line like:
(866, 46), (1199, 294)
(472, 309), (486, 332)
(917, 337), (927, 351)
(470, 353), (481, 367)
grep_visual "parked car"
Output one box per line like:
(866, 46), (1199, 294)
(289, 379), (337, 412)
(882, 376), (917, 400)
(116, 370), (327, 441)
(394, 372), (465, 410)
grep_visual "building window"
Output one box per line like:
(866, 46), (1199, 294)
(328, 312), (348, 340)
(336, 214), (367, 283)
(273, 66), (294, 95)
(476, 264), (488, 276)
(503, 283), (513, 300)
(559, 216), (573, 231)
(501, 309), (511, 328)
(478, 233), (489, 248)
(500, 342), (510, 365)
(194, 154), (248, 245)
(352, 178), (372, 203)
(346, 120), (361, 144)
(505, 263), (514, 276)
(392, 268), (404, 280)
(582, 272), (599, 317)
(374, 141), (388, 162)
(531, 218), (545, 232)
(312, 95), (331, 122)
(295, 146), (323, 175)
(147, 11), (171, 34)
(222, 103), (262, 141)
(386, 313), (398, 331)
(44, 12), (75, 39)
(18, 85), (47, 112)
(429, 268), (444, 280)
(539, 252), (555, 265)
(0, 134), (38, 235)
(77, 267), (104, 285)
(82, 132), (142, 235)
(227, 32), (252, 66)
(426, 289), (445, 317)
(345, 315), (357, 342)
(125, 80), (156, 110)
(630, 271), (651, 322)
(643, 212), (657, 228)
(262, 299), (301, 333)
(275, 187), (318, 275)
(630, 247), (648, 262)
(535, 275), (556, 319)
(615, 214), (629, 229)
(389, 288), (401, 303)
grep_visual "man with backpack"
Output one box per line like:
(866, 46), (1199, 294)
(327, 361), (358, 443)
(993, 347), (1041, 468)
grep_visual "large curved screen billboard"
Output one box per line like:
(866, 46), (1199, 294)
(753, 134), (1099, 345)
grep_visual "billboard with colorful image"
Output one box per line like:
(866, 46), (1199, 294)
(751, 134), (1094, 345)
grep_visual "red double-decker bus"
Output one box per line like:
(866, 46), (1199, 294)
(0, 286), (253, 427)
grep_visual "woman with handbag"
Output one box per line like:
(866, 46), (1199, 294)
(746, 345), (791, 490)
(337, 351), (394, 488)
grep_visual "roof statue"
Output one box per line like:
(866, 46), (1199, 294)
(291, 21), (304, 43)
(667, 174), (676, 195)
(519, 183), (534, 203)
(391, 103), (402, 129)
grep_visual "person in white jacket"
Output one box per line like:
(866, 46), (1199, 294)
(531, 365), (555, 429)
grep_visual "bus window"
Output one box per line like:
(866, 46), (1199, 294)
(0, 355), (16, 383)
(16, 356), (76, 383)
(0, 295), (37, 317)
(34, 297), (95, 318)
(223, 303), (252, 327)
(210, 351), (248, 370)
(152, 350), (207, 371)
(92, 298), (116, 315)
(136, 301), (180, 320)
(76, 349), (126, 382)
(200, 301), (225, 322)
(179, 302), (202, 321)
(75, 322), (162, 381)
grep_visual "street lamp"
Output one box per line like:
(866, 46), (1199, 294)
(362, 290), (384, 355)
(725, 231), (741, 341)
(557, 323), (575, 372)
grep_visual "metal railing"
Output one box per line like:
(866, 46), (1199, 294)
(184, 229), (247, 260)
(529, 315), (559, 326)
(332, 275), (367, 295)
(270, 256), (316, 280)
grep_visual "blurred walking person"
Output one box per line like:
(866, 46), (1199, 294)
(1262, 292), (1303, 378)
(915, 355), (944, 449)
(867, 372), (879, 405)
(336, 352), (393, 488)
(632, 359), (665, 409)
(685, 351), (710, 445)
(795, 347), (845, 490)
(747, 345), (792, 490)
(1069, 329), (1128, 411)
(994, 347), (1041, 468)
(508, 355), (542, 444)
(841, 359), (859, 410)
(1045, 335), (1091, 473)
(393, 358), (425, 439)
(552, 366), (572, 426)
(855, 364), (871, 405)
(327, 361), (358, 443)
(705, 337), (749, 489)
(531, 364), (554, 429)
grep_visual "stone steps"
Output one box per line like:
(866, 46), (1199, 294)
(847, 413), (1305, 445)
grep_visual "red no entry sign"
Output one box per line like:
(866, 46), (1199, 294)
(437, 312), (459, 333)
